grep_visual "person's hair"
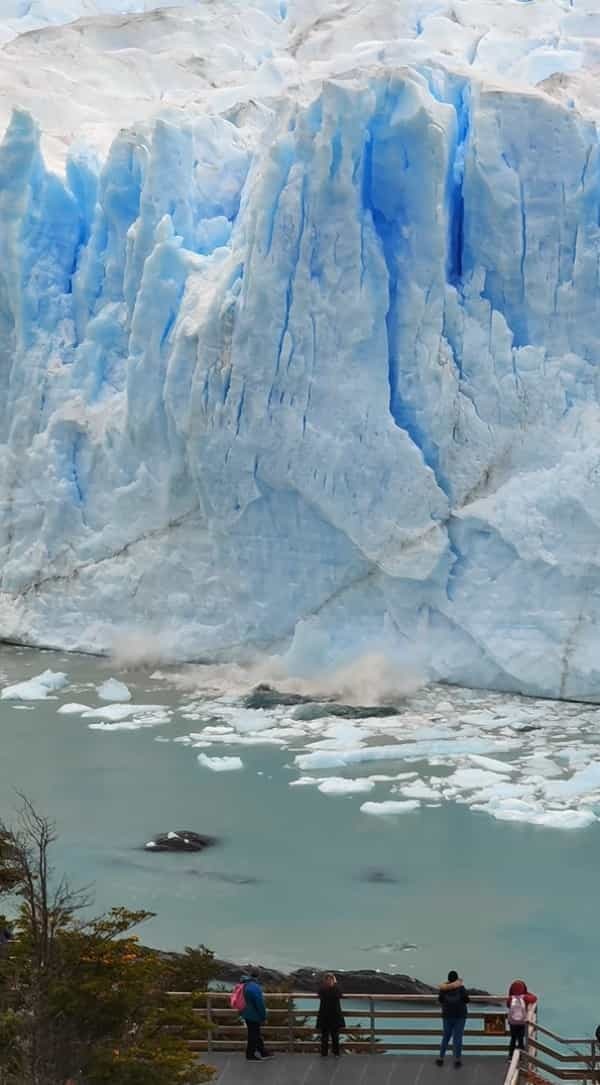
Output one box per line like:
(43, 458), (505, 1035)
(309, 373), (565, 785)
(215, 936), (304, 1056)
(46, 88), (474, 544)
(447, 970), (459, 982)
(323, 972), (337, 986)
(249, 968), (259, 978)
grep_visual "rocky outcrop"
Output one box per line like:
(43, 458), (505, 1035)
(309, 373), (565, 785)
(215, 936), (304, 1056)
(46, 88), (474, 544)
(144, 831), (218, 853)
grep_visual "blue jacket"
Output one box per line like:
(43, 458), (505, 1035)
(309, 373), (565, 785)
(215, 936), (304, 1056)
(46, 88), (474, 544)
(240, 976), (266, 1023)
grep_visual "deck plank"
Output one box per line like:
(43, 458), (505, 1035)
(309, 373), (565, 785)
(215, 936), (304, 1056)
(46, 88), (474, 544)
(206, 1053), (507, 1085)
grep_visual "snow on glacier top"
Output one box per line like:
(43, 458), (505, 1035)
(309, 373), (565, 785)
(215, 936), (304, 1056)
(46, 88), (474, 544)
(0, 0), (599, 169)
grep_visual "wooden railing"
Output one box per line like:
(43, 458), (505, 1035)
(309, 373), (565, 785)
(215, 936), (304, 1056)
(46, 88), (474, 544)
(520, 1015), (600, 1083)
(503, 1004), (600, 1085)
(167, 991), (515, 1055)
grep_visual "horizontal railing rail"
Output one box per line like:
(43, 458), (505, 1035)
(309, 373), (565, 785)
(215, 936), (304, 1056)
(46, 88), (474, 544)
(165, 988), (600, 1082)
(167, 990), (516, 1055)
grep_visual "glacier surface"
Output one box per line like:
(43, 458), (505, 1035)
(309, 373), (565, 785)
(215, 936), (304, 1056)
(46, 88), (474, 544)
(2, 0), (600, 697)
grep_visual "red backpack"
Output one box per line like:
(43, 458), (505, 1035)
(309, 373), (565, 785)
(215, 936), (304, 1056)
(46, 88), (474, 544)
(230, 982), (246, 1012)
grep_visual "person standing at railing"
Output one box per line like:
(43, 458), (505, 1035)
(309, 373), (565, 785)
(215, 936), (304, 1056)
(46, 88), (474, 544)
(436, 970), (469, 1068)
(317, 973), (345, 1058)
(506, 980), (537, 1058)
(237, 969), (274, 1061)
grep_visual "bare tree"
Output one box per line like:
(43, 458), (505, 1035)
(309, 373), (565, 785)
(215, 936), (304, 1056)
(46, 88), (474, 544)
(0, 796), (91, 1085)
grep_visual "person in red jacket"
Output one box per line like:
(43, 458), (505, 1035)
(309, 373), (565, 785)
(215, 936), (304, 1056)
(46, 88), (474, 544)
(506, 980), (537, 1057)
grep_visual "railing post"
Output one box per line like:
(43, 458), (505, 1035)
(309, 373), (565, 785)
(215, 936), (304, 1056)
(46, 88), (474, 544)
(526, 1000), (537, 1069)
(206, 993), (213, 1053)
(369, 997), (376, 1054)
(288, 996), (294, 1054)
(590, 1039), (596, 1084)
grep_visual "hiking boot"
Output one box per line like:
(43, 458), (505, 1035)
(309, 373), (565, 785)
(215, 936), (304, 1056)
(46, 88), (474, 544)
(436, 1059), (444, 1066)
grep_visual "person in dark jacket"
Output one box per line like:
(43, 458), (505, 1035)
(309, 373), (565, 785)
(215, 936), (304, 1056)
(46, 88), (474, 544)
(317, 973), (345, 1057)
(436, 970), (469, 1068)
(239, 970), (273, 1061)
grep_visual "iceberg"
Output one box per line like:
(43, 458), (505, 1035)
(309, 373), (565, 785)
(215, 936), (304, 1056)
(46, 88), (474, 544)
(1, 669), (68, 700)
(1, 0), (600, 699)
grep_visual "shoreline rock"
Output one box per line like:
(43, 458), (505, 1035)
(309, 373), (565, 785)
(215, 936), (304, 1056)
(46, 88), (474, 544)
(211, 958), (489, 996)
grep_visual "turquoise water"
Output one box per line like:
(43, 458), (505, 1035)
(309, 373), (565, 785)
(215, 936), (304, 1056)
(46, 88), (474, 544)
(0, 645), (598, 1038)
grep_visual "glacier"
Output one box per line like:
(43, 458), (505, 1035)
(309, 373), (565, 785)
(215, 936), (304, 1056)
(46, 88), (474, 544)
(2, 0), (600, 698)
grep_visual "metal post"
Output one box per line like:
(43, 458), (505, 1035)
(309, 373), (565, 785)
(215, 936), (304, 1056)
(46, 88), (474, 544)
(206, 993), (213, 1053)
(288, 997), (294, 1054)
(370, 997), (376, 1054)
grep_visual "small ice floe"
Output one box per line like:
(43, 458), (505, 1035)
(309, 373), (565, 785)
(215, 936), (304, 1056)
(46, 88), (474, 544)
(317, 777), (375, 795)
(96, 678), (131, 702)
(197, 754), (244, 772)
(58, 703), (92, 714)
(467, 753), (514, 774)
(396, 778), (442, 801)
(360, 800), (420, 816)
(1, 670), (68, 701)
(82, 704), (164, 722)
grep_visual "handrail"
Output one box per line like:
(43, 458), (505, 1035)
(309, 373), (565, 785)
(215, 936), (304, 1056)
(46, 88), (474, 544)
(170, 990), (513, 1056)
(171, 989), (600, 1077)
(503, 1049), (521, 1085)
(168, 990), (509, 1001)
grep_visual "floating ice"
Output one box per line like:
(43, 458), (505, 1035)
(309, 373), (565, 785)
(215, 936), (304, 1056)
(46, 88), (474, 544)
(1, 670), (68, 701)
(82, 704), (165, 721)
(96, 679), (132, 702)
(467, 754), (514, 774)
(360, 800), (421, 817)
(295, 738), (516, 771)
(197, 754), (244, 771)
(317, 777), (376, 795)
(57, 702), (91, 714)
(397, 779), (442, 801)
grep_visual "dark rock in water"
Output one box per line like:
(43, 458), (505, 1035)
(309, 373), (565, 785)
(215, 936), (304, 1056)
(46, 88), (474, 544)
(244, 684), (400, 717)
(144, 831), (218, 853)
(292, 701), (400, 721)
(329, 703), (400, 719)
(360, 941), (418, 953)
(243, 684), (314, 709)
(359, 867), (400, 885)
(186, 869), (260, 885)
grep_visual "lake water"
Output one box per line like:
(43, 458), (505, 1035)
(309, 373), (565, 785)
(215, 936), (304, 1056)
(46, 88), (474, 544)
(0, 643), (599, 1038)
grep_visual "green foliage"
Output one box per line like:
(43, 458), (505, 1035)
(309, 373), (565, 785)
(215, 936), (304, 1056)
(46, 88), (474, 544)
(0, 799), (216, 1085)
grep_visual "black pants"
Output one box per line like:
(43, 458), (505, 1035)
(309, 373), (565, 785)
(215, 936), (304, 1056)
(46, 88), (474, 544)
(321, 1028), (340, 1056)
(245, 1020), (265, 1059)
(509, 1024), (526, 1055)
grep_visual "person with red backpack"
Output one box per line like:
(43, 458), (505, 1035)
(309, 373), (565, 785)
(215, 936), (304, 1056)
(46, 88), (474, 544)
(506, 980), (537, 1057)
(230, 969), (273, 1061)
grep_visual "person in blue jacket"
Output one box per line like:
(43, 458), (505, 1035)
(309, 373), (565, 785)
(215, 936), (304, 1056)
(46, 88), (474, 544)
(240, 969), (273, 1061)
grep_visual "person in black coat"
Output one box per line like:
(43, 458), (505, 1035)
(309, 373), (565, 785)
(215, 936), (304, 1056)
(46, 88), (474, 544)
(317, 973), (345, 1057)
(436, 970), (469, 1068)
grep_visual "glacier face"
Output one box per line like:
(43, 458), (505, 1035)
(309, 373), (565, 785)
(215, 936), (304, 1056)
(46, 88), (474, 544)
(2, 1), (600, 698)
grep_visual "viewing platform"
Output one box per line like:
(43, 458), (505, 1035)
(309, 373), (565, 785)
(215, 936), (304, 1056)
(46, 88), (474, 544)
(209, 1052), (504, 1083)
(168, 992), (599, 1084)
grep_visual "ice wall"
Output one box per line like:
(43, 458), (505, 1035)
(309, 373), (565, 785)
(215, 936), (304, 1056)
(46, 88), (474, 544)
(2, 58), (600, 699)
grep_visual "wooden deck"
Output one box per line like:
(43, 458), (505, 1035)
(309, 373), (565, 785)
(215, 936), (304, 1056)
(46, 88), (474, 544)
(206, 1053), (508, 1084)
